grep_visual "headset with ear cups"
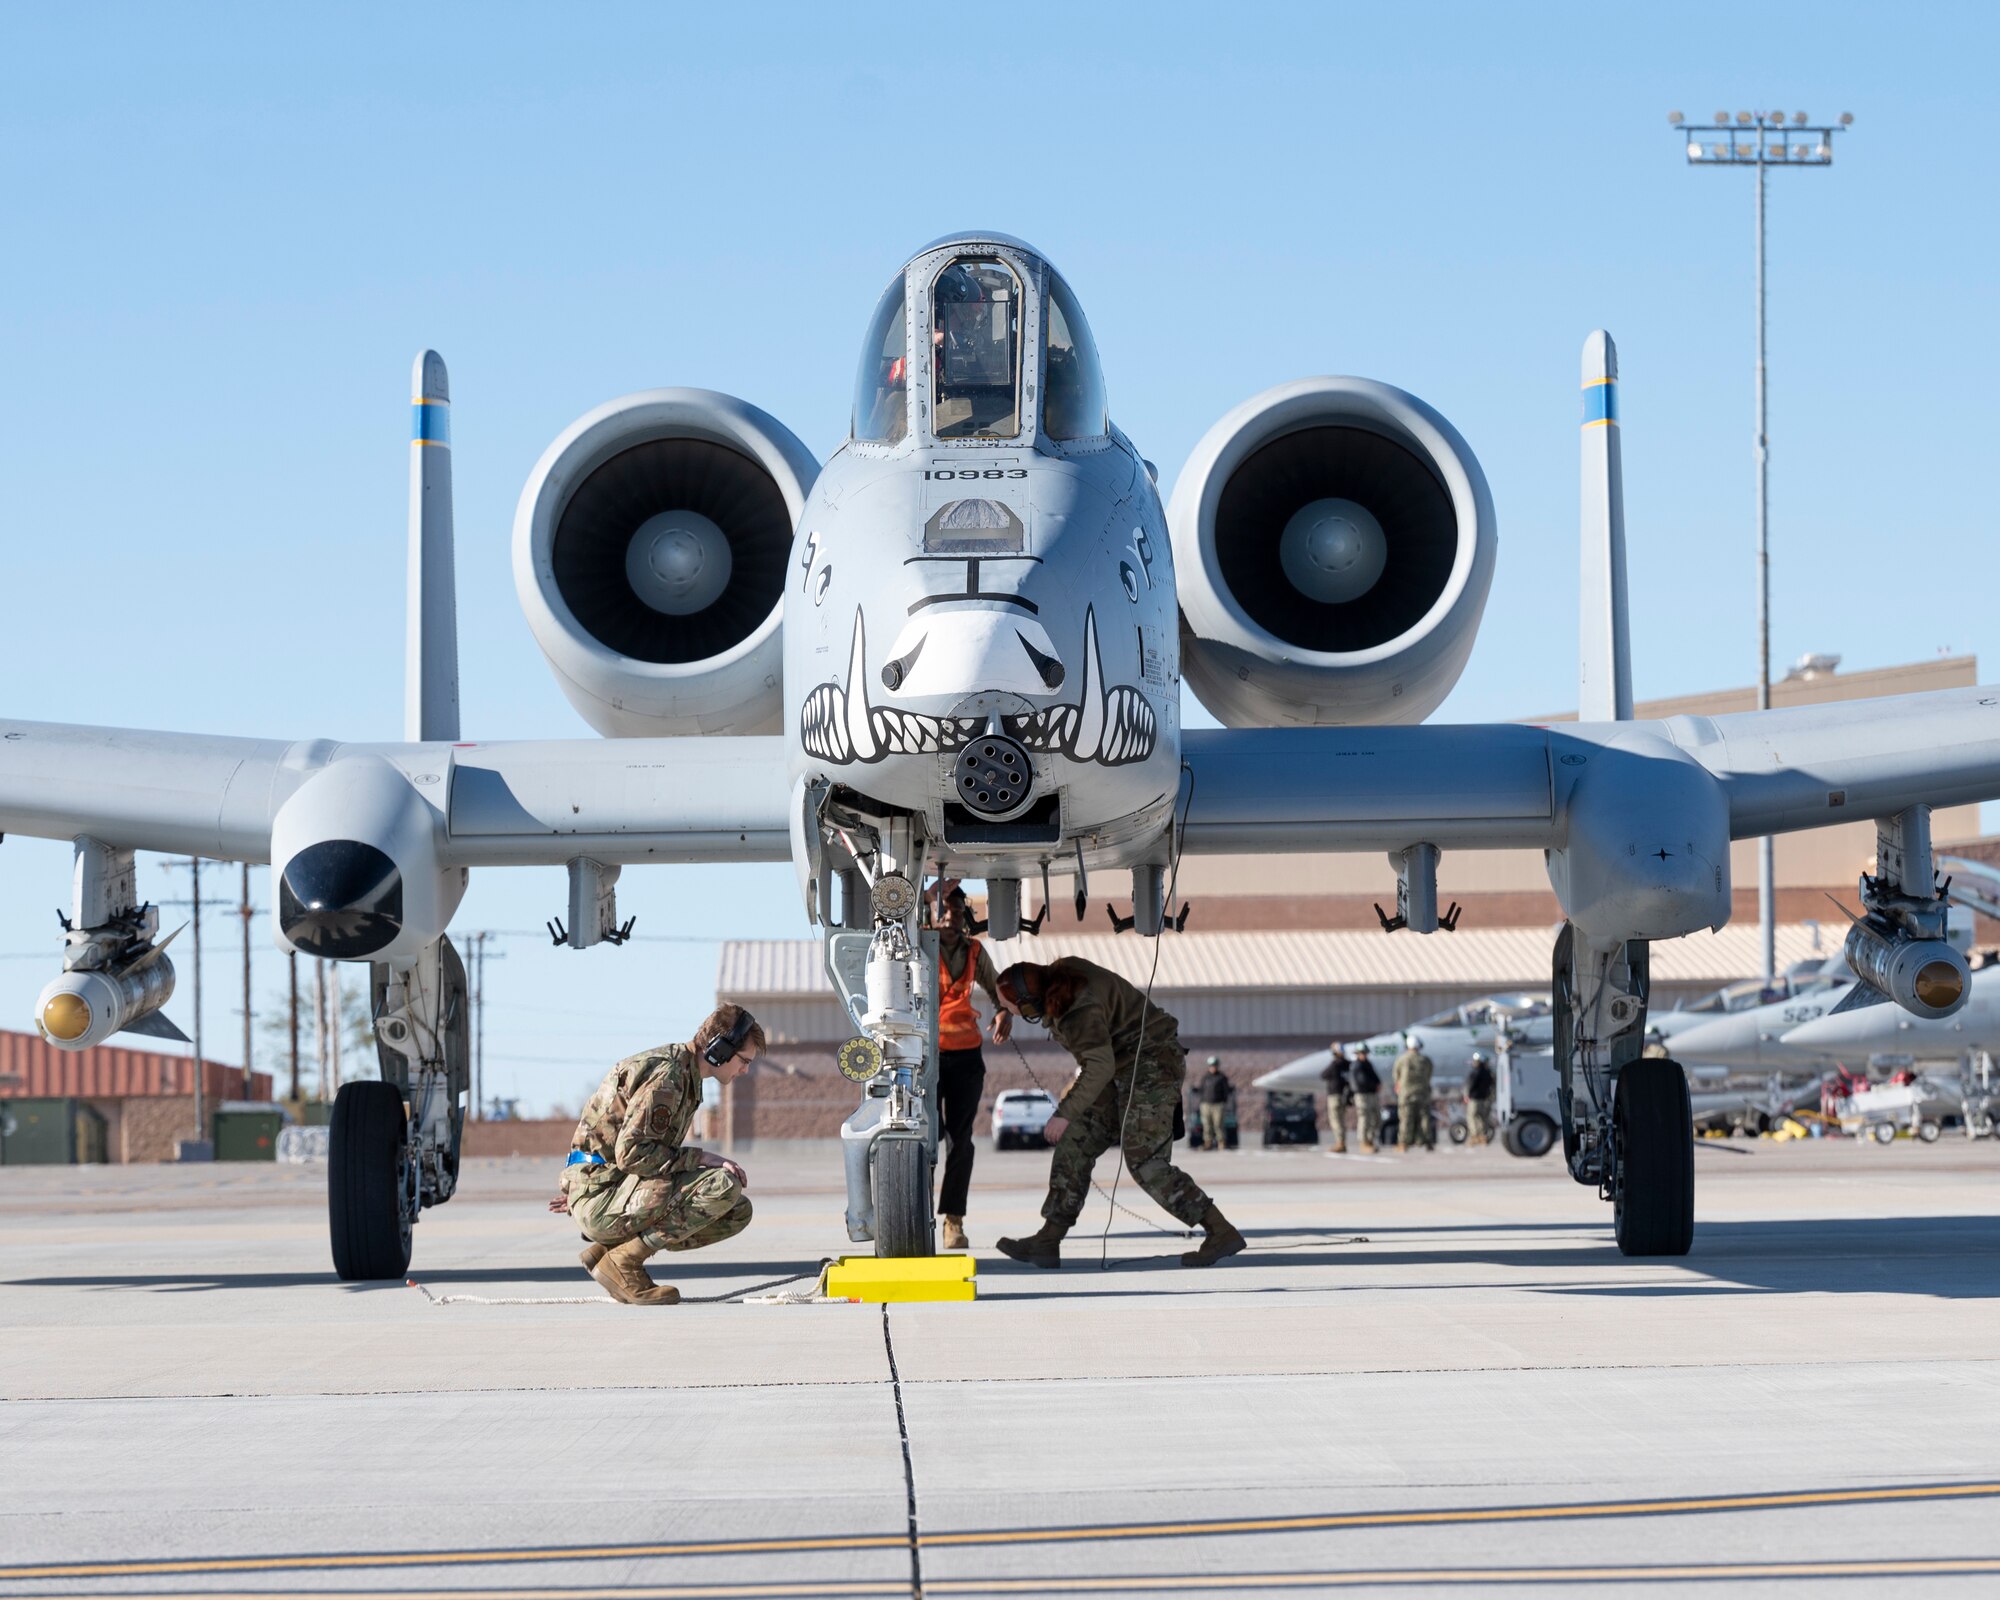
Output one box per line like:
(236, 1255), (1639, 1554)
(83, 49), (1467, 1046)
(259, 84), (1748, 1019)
(703, 1007), (758, 1068)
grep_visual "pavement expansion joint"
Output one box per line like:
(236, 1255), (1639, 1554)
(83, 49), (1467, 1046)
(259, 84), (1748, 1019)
(881, 1305), (925, 1599)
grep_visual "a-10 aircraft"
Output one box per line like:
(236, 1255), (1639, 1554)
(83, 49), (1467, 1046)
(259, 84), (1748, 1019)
(6, 230), (2000, 1276)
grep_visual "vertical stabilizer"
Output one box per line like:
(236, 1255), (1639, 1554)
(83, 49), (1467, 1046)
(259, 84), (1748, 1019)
(1578, 331), (1633, 722)
(407, 350), (460, 742)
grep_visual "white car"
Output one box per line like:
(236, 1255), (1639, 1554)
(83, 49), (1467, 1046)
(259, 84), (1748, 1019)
(991, 1088), (1056, 1150)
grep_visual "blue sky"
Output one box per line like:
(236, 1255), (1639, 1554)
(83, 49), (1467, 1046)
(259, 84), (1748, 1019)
(2, 2), (1994, 1111)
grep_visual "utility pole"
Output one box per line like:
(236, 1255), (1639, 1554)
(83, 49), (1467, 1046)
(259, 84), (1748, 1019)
(466, 933), (504, 1120)
(190, 856), (205, 1142)
(1670, 106), (1852, 982)
(472, 932), (486, 1121)
(329, 961), (343, 1092)
(287, 950), (301, 1105)
(314, 960), (329, 1101)
(239, 863), (254, 1092)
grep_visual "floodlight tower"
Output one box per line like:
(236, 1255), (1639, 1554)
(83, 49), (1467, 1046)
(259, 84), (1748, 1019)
(1669, 106), (1852, 982)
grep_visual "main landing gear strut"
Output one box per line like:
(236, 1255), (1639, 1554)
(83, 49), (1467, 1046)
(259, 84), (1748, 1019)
(1552, 923), (1694, 1256)
(328, 935), (470, 1280)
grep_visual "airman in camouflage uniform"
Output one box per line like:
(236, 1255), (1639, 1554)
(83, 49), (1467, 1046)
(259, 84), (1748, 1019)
(1393, 1037), (1435, 1152)
(989, 958), (1244, 1270)
(558, 1004), (763, 1305)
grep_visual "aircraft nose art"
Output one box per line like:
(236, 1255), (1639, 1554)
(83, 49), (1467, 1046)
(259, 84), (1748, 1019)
(880, 610), (1064, 698)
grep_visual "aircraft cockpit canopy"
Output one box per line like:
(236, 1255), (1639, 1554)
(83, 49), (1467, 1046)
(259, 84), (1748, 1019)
(853, 276), (909, 445)
(849, 239), (1109, 447)
(932, 257), (1022, 440)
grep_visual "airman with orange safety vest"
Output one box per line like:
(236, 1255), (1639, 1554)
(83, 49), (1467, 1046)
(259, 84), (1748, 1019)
(933, 884), (1011, 1250)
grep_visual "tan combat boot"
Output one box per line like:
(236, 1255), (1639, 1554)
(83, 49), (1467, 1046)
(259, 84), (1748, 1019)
(940, 1215), (969, 1251)
(579, 1241), (608, 1276)
(591, 1237), (681, 1305)
(1181, 1203), (1247, 1267)
(996, 1218), (1068, 1269)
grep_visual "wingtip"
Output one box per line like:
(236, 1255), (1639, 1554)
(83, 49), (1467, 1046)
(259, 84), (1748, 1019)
(1581, 330), (1617, 385)
(412, 349), (450, 404)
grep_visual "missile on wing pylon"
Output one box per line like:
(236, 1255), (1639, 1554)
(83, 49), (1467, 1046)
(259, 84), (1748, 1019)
(1839, 918), (1968, 1021)
(35, 936), (188, 1051)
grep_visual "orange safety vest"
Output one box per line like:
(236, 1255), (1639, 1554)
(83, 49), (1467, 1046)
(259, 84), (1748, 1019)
(938, 944), (984, 1051)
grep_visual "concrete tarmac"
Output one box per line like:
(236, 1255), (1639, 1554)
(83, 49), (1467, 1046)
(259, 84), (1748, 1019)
(2, 1135), (1998, 1597)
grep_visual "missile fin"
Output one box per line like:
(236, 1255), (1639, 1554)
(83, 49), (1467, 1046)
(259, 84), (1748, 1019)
(123, 923), (185, 973)
(120, 1009), (190, 1043)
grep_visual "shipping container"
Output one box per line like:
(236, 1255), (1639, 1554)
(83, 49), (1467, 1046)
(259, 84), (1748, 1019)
(0, 1097), (107, 1164)
(213, 1108), (284, 1162)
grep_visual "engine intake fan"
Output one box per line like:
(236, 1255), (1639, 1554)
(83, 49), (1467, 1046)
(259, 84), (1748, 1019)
(1170, 377), (1496, 727)
(515, 389), (819, 737)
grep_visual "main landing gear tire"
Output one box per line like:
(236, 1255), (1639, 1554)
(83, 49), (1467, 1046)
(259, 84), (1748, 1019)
(1502, 1113), (1558, 1159)
(1613, 1059), (1694, 1257)
(329, 1080), (413, 1281)
(873, 1135), (935, 1259)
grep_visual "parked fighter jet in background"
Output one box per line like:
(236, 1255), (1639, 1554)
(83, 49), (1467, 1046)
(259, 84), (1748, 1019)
(1655, 957), (1858, 1071)
(7, 232), (2000, 1276)
(1254, 994), (1552, 1095)
(1784, 959), (2000, 1060)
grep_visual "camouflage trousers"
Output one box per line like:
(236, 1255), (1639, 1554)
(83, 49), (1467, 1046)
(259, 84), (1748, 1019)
(1044, 1067), (1211, 1229)
(1466, 1096), (1494, 1144)
(1398, 1093), (1435, 1149)
(1353, 1092), (1381, 1150)
(571, 1166), (753, 1253)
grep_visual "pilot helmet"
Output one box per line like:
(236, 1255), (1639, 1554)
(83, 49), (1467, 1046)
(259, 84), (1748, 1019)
(1351, 1042), (1370, 1057)
(1205, 1054), (1221, 1068)
(1469, 1051), (1490, 1067)
(1403, 1033), (1420, 1050)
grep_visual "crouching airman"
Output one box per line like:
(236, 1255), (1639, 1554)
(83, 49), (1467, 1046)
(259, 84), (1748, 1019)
(556, 1004), (763, 1305)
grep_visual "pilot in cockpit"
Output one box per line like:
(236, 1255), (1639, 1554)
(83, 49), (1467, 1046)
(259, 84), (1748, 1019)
(931, 258), (1021, 440)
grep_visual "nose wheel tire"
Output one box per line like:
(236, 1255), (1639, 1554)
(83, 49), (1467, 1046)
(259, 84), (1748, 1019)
(1612, 1059), (1694, 1257)
(329, 1080), (414, 1280)
(872, 1135), (935, 1259)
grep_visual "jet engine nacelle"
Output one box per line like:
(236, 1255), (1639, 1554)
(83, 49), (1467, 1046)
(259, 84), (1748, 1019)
(1843, 919), (1969, 1021)
(1169, 378), (1496, 726)
(270, 758), (464, 965)
(514, 389), (819, 737)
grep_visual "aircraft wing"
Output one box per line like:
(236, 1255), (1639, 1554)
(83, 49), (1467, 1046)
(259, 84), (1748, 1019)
(1180, 686), (2000, 855)
(0, 718), (792, 865)
(1669, 687), (2000, 838)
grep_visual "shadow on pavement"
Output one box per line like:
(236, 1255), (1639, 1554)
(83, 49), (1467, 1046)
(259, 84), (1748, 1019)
(981, 1216), (2000, 1300)
(5, 1259), (835, 1294)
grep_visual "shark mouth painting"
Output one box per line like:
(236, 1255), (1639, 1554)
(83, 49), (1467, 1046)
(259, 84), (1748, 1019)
(800, 607), (1156, 767)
